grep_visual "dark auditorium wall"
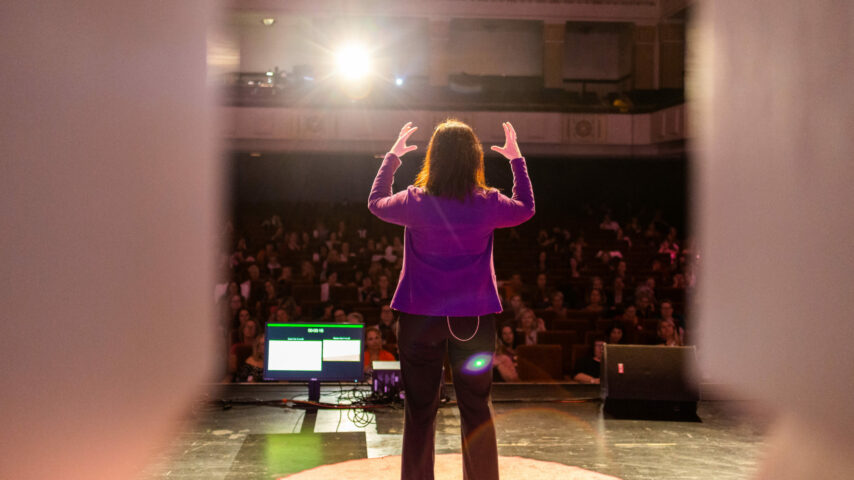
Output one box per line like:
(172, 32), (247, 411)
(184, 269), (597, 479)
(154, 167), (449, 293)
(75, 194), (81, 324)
(230, 152), (688, 230)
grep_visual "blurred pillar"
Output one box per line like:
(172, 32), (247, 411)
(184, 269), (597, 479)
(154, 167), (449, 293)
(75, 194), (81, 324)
(693, 0), (854, 477)
(0, 1), (221, 479)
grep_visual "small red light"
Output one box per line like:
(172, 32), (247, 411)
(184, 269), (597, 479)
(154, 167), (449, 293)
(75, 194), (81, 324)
(617, 363), (624, 374)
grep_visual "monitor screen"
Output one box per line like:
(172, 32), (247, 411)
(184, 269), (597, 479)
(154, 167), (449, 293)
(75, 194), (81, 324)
(264, 323), (364, 382)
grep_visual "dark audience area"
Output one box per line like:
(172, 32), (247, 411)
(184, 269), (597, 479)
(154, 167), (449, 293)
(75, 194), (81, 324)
(217, 196), (695, 384)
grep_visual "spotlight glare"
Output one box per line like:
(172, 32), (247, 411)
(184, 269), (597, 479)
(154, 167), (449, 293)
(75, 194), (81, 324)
(261, 18), (275, 27)
(462, 353), (493, 375)
(395, 77), (404, 86)
(335, 44), (371, 80)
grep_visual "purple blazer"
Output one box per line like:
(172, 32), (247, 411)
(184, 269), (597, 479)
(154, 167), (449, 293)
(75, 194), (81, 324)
(368, 153), (535, 316)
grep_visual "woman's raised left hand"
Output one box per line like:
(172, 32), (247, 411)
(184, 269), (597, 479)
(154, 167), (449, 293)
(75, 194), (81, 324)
(389, 122), (418, 158)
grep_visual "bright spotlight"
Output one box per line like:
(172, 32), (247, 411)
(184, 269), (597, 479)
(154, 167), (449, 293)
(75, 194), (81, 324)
(395, 77), (404, 87)
(334, 44), (371, 80)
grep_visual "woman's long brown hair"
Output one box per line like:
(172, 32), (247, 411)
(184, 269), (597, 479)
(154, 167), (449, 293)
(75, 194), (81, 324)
(413, 119), (493, 201)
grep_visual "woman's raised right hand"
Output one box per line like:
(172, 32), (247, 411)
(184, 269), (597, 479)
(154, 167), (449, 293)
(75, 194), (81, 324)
(389, 122), (418, 158)
(490, 122), (522, 160)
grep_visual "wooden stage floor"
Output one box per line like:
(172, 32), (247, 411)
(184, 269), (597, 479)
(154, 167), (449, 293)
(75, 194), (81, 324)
(140, 383), (771, 480)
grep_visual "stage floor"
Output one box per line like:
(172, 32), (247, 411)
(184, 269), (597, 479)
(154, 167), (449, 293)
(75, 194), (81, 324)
(140, 383), (771, 480)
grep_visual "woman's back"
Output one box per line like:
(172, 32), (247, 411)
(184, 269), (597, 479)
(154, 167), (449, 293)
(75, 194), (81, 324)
(369, 156), (533, 316)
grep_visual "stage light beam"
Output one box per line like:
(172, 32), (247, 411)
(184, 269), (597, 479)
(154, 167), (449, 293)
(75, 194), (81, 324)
(334, 44), (371, 80)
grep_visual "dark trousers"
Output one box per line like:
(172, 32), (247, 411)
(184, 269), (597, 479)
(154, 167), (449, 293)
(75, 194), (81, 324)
(397, 313), (499, 480)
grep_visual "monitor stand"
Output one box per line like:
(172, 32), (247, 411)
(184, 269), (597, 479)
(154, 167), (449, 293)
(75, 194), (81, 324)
(308, 378), (321, 403)
(301, 378), (321, 427)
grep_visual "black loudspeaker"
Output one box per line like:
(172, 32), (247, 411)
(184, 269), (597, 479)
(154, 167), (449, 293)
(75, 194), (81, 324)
(602, 345), (700, 420)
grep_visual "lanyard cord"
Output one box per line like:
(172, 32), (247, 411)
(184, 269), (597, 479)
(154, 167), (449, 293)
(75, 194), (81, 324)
(446, 315), (480, 342)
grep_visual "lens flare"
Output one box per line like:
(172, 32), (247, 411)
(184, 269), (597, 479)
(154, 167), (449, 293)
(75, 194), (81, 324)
(462, 352), (493, 375)
(334, 44), (371, 80)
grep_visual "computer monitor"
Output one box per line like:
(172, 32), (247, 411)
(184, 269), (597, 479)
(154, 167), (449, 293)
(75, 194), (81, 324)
(264, 323), (364, 383)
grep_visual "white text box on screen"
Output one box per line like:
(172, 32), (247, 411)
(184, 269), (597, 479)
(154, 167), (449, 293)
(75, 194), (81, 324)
(322, 340), (361, 362)
(268, 340), (322, 371)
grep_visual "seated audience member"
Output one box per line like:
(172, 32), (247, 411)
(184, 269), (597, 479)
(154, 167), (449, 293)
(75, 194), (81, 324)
(351, 269), (364, 287)
(497, 323), (517, 356)
(545, 291), (568, 321)
(506, 294), (526, 319)
(516, 308), (546, 345)
(320, 271), (342, 301)
(276, 265), (293, 298)
(339, 242), (354, 263)
(536, 229), (556, 249)
(595, 249), (615, 267)
(333, 308), (347, 323)
(230, 308), (252, 343)
(659, 299), (685, 331)
(300, 231), (313, 252)
(368, 274), (394, 306)
(234, 334), (265, 382)
(609, 276), (630, 310)
(229, 238), (247, 269)
(273, 307), (289, 324)
(659, 234), (680, 264)
(315, 244), (330, 267)
(503, 273), (525, 301)
(298, 260), (316, 284)
(378, 304), (398, 347)
(357, 276), (374, 303)
(217, 280), (241, 304)
(529, 273), (553, 309)
(657, 318), (684, 346)
(614, 260), (628, 280)
(536, 251), (549, 274)
(283, 232), (301, 256)
(243, 264), (265, 306)
(366, 259), (384, 281)
(569, 245), (584, 278)
(583, 288), (606, 313)
(643, 222), (661, 246)
(605, 322), (625, 344)
(229, 318), (260, 374)
(363, 326), (395, 374)
(626, 216), (642, 235)
(619, 305), (655, 344)
(227, 294), (244, 329)
(493, 324), (520, 382)
(599, 213), (620, 231)
(345, 312), (364, 324)
(279, 297), (298, 322)
(635, 276), (658, 304)
(316, 302), (334, 322)
(573, 338), (605, 384)
(266, 253), (282, 277)
(325, 248), (342, 267)
(634, 292), (656, 319)
(614, 227), (632, 248)
(261, 280), (282, 317)
(236, 307), (251, 327)
(325, 231), (339, 251)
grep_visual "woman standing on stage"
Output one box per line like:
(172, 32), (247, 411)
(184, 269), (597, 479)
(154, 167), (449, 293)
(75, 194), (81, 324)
(368, 119), (535, 480)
